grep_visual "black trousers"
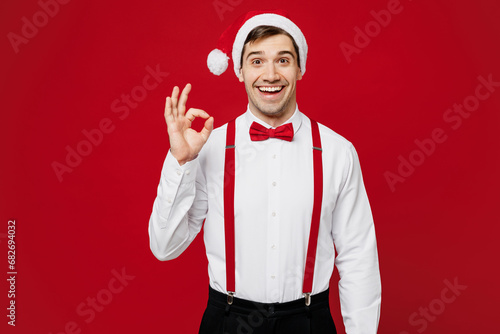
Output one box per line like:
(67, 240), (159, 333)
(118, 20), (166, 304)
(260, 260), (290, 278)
(199, 286), (337, 334)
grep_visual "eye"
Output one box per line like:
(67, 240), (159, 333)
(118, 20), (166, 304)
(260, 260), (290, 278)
(252, 59), (262, 65)
(279, 58), (289, 64)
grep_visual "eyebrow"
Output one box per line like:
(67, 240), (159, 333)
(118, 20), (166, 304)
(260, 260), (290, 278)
(245, 50), (296, 60)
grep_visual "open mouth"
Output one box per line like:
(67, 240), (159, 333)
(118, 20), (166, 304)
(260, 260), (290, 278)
(256, 85), (285, 99)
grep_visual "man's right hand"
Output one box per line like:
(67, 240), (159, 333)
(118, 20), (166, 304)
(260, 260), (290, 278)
(164, 83), (214, 165)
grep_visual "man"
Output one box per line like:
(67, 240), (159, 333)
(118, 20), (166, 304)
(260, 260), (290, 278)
(149, 10), (381, 334)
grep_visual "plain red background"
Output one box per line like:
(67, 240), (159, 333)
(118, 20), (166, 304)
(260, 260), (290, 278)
(1, 0), (499, 333)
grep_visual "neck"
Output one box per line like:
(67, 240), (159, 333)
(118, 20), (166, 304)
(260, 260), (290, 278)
(248, 101), (296, 128)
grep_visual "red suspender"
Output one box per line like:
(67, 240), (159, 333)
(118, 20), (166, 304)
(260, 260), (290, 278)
(224, 119), (236, 303)
(302, 119), (323, 305)
(223, 118), (323, 305)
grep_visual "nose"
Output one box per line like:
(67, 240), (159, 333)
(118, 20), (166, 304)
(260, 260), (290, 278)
(262, 62), (280, 82)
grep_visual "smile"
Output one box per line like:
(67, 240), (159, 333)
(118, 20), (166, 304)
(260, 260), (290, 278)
(257, 86), (284, 93)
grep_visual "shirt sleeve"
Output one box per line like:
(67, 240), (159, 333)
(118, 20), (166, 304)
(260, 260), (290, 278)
(331, 144), (382, 334)
(148, 150), (208, 261)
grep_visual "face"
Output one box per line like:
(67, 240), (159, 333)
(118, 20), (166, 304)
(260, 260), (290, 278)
(238, 34), (302, 123)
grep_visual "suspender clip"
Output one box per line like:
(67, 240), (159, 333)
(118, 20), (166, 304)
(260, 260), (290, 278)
(304, 292), (311, 306)
(227, 291), (235, 305)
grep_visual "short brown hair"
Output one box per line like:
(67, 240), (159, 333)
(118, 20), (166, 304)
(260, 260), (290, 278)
(240, 25), (301, 69)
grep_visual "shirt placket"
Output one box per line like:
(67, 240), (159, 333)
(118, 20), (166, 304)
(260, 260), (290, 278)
(266, 140), (281, 300)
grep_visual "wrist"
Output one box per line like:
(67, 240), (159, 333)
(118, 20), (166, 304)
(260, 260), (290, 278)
(170, 149), (197, 166)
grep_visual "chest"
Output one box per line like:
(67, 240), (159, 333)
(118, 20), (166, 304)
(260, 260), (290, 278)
(233, 139), (314, 214)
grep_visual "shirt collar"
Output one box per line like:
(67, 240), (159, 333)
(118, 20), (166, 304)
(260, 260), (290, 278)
(243, 103), (303, 136)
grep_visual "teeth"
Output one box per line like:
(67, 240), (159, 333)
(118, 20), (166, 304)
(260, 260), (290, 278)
(258, 86), (283, 92)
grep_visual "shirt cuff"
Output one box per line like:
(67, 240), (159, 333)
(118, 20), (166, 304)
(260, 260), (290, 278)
(161, 150), (198, 184)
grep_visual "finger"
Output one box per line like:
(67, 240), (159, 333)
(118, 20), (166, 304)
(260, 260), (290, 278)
(177, 83), (192, 116)
(164, 97), (174, 122)
(200, 116), (214, 142)
(171, 86), (179, 116)
(185, 108), (210, 123)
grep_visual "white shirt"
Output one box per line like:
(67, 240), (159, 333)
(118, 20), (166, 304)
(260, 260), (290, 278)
(148, 104), (381, 333)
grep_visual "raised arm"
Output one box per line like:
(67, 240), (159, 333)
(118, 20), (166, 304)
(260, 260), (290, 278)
(148, 84), (213, 261)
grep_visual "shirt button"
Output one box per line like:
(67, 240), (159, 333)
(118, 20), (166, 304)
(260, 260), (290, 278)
(272, 212), (276, 217)
(167, 198), (173, 203)
(272, 181), (277, 186)
(271, 244), (276, 249)
(271, 275), (276, 279)
(272, 154), (277, 159)
(176, 170), (181, 175)
(185, 170), (190, 175)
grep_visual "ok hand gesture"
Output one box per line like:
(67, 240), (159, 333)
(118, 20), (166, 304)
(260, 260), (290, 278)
(164, 83), (214, 165)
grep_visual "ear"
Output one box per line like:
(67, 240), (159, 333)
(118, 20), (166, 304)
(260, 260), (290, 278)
(238, 68), (244, 82)
(296, 69), (302, 81)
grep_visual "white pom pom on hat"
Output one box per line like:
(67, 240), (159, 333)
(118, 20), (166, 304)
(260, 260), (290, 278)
(206, 9), (308, 78)
(207, 49), (230, 76)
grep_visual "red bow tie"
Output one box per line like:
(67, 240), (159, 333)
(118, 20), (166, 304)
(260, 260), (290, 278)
(249, 121), (294, 142)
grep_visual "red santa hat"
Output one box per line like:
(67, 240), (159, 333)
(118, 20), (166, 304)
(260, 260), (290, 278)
(206, 9), (308, 78)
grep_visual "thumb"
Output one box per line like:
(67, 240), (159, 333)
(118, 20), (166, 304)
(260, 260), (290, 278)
(200, 116), (214, 141)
